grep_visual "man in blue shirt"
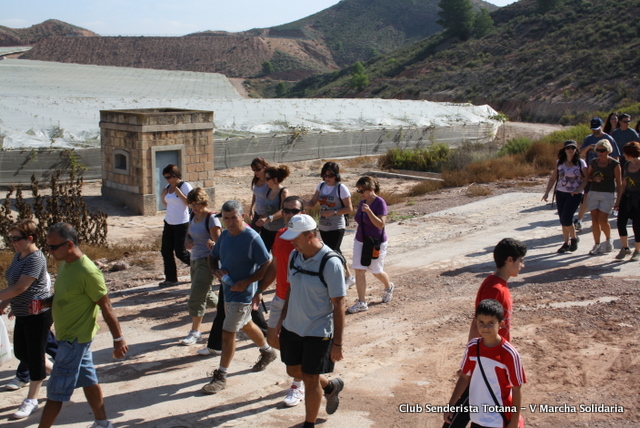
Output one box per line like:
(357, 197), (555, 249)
(201, 200), (274, 394)
(611, 114), (640, 157)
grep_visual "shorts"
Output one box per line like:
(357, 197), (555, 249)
(351, 240), (388, 274)
(47, 339), (98, 402)
(222, 302), (252, 333)
(189, 257), (214, 317)
(587, 190), (615, 213)
(279, 327), (334, 375)
(267, 295), (285, 329)
(14, 311), (53, 381)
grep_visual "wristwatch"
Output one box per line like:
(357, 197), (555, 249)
(268, 215), (274, 222)
(334, 209), (338, 216)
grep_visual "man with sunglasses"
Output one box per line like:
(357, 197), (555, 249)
(39, 223), (128, 428)
(611, 114), (640, 158)
(255, 195), (307, 407)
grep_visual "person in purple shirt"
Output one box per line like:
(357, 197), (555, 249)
(347, 176), (395, 314)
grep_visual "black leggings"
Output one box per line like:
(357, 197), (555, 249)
(320, 229), (346, 254)
(617, 194), (640, 238)
(14, 311), (53, 381)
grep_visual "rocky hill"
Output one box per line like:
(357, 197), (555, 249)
(0, 19), (97, 46)
(289, 0), (640, 122)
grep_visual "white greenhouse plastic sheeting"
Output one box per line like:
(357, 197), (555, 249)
(0, 59), (501, 149)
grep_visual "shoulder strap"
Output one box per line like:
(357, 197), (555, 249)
(189, 211), (214, 233)
(289, 250), (345, 288)
(475, 339), (509, 425)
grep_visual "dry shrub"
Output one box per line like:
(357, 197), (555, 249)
(466, 184), (493, 197)
(406, 180), (444, 197)
(378, 190), (404, 205)
(0, 250), (12, 289)
(524, 141), (560, 174)
(442, 155), (536, 187)
(337, 156), (380, 169)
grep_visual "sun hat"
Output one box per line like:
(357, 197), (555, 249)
(280, 214), (317, 240)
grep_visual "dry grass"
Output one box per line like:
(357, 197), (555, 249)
(442, 155), (538, 187)
(406, 180), (444, 197)
(466, 184), (493, 197)
(0, 250), (12, 289)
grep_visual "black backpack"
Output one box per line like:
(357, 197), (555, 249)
(289, 250), (346, 288)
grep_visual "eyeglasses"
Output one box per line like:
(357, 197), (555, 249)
(322, 174), (335, 179)
(595, 148), (608, 153)
(283, 208), (302, 214)
(356, 189), (366, 194)
(10, 235), (26, 242)
(47, 241), (69, 251)
(565, 147), (577, 150)
(163, 175), (173, 180)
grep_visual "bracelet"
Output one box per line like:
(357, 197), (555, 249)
(113, 336), (124, 342)
(333, 343), (342, 346)
(256, 290), (263, 294)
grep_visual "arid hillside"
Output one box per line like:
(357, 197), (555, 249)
(0, 19), (97, 46)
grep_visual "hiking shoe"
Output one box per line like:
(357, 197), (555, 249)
(201, 370), (227, 395)
(382, 283), (395, 303)
(5, 377), (29, 391)
(569, 237), (579, 252)
(557, 243), (570, 253)
(283, 385), (305, 407)
(347, 300), (368, 314)
(589, 243), (602, 255)
(631, 251), (640, 262)
(573, 218), (582, 232)
(325, 378), (344, 415)
(12, 399), (38, 419)
(197, 347), (222, 356)
(604, 238), (614, 253)
(345, 276), (356, 289)
(159, 280), (179, 288)
(252, 348), (277, 372)
(615, 247), (631, 260)
(180, 330), (201, 346)
(88, 422), (114, 428)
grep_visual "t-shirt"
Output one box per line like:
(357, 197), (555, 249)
(284, 245), (346, 337)
(611, 128), (640, 153)
(263, 187), (287, 232)
(461, 338), (527, 428)
(354, 196), (388, 243)
(580, 133), (620, 164)
(474, 274), (512, 341)
(164, 181), (193, 225)
(589, 157), (620, 193)
(6, 250), (51, 317)
(272, 228), (295, 300)
(52, 255), (108, 343)
(210, 226), (270, 304)
(623, 162), (640, 193)
(556, 159), (587, 193)
(188, 213), (221, 260)
(317, 182), (351, 231)
(253, 182), (270, 215)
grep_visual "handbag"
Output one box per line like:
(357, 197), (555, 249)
(476, 339), (525, 428)
(0, 316), (13, 366)
(359, 210), (384, 266)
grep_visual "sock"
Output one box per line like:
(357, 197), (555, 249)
(94, 420), (110, 428)
(27, 398), (38, 404)
(303, 422), (315, 428)
(218, 366), (228, 374)
(292, 380), (303, 390)
(259, 344), (272, 352)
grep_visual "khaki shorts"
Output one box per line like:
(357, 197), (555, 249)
(222, 302), (252, 333)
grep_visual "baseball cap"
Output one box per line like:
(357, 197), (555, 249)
(280, 214), (317, 240)
(564, 140), (578, 149)
(590, 118), (603, 130)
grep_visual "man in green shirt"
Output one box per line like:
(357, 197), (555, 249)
(38, 223), (128, 428)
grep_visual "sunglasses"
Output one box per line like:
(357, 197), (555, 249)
(565, 146), (577, 150)
(47, 241), (69, 251)
(163, 175), (173, 180)
(10, 235), (26, 242)
(356, 189), (366, 194)
(252, 167), (264, 172)
(622, 120), (631, 123)
(595, 148), (608, 153)
(283, 208), (302, 215)
(322, 174), (336, 179)
(265, 176), (273, 181)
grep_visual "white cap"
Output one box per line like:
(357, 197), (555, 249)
(280, 214), (317, 240)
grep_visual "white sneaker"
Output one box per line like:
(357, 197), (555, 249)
(283, 385), (305, 407)
(12, 399), (38, 419)
(589, 243), (602, 255)
(88, 421), (114, 428)
(604, 238), (614, 253)
(5, 377), (30, 391)
(382, 283), (395, 303)
(347, 300), (368, 314)
(180, 330), (202, 346)
(345, 276), (356, 289)
(197, 347), (222, 356)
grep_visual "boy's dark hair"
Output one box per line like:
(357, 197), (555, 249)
(493, 238), (527, 268)
(476, 298), (504, 322)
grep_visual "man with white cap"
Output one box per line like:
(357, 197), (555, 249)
(277, 214), (346, 428)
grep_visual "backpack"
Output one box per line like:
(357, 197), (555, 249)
(189, 211), (215, 234)
(319, 182), (350, 227)
(289, 249), (346, 288)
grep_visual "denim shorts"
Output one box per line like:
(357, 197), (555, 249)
(47, 339), (98, 402)
(222, 302), (252, 333)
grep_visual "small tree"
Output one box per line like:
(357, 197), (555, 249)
(472, 8), (494, 38)
(349, 61), (370, 91)
(275, 82), (287, 98)
(437, 0), (474, 41)
(262, 60), (274, 75)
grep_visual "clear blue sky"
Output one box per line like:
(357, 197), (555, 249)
(1, 0), (518, 36)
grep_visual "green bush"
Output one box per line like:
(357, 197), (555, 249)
(498, 137), (532, 157)
(379, 144), (451, 172)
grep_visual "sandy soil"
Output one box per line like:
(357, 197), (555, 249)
(2, 124), (639, 427)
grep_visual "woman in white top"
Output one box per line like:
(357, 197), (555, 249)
(160, 164), (193, 287)
(180, 188), (222, 345)
(542, 140), (588, 253)
(307, 161), (354, 284)
(249, 157), (270, 235)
